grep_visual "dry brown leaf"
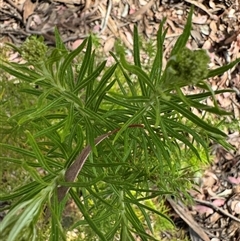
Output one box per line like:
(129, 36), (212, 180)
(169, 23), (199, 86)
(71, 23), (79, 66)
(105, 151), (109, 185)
(193, 204), (214, 215)
(128, 0), (154, 21)
(209, 21), (218, 43)
(202, 39), (212, 50)
(124, 31), (133, 45)
(233, 185), (240, 194)
(209, 212), (221, 223)
(23, 0), (37, 23)
(192, 14), (208, 24)
(71, 39), (84, 50)
(218, 96), (232, 108)
(103, 37), (115, 53)
(230, 200), (240, 214)
(209, 0), (215, 9)
(212, 199), (226, 207)
(202, 171), (218, 188)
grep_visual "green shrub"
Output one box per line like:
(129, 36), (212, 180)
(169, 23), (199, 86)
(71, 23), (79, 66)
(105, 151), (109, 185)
(0, 7), (239, 241)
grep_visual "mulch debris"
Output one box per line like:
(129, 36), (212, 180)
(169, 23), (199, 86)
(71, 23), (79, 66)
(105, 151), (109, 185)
(1, 0), (240, 240)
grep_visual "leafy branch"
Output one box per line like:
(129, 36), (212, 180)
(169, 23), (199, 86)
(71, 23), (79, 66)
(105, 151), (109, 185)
(1, 6), (239, 241)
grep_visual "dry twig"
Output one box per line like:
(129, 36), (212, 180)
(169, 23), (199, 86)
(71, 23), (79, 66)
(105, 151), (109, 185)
(194, 199), (240, 223)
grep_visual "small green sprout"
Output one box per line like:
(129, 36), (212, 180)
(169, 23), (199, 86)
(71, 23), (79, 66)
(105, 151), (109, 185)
(20, 36), (47, 63)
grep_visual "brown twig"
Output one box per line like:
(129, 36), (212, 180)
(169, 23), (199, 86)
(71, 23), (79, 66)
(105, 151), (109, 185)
(194, 199), (240, 223)
(4, 0), (22, 14)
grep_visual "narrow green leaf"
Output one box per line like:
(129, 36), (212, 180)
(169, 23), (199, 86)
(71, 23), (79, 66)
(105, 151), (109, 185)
(20, 88), (43, 97)
(76, 36), (92, 85)
(58, 174), (105, 187)
(33, 120), (65, 138)
(175, 86), (230, 115)
(85, 52), (95, 101)
(1, 199), (32, 238)
(142, 117), (170, 163)
(0, 143), (36, 158)
(70, 189), (107, 241)
(111, 52), (137, 96)
(49, 191), (66, 241)
(150, 18), (167, 84)
(75, 60), (107, 93)
(45, 48), (65, 73)
(25, 131), (55, 175)
(94, 78), (116, 111)
(58, 38), (87, 84)
(139, 206), (154, 234)
(176, 95), (231, 115)
(106, 217), (122, 240)
(0, 64), (35, 83)
(18, 97), (64, 125)
(113, 106), (149, 142)
(165, 124), (200, 159)
(54, 27), (66, 50)
(161, 99), (227, 136)
(125, 202), (149, 241)
(104, 95), (139, 110)
(119, 54), (154, 94)
(170, 6), (193, 56)
(5, 62), (42, 79)
(65, 63), (75, 91)
(5, 42), (22, 54)
(207, 58), (240, 78)
(1, 175), (53, 201)
(88, 49), (95, 75)
(60, 103), (74, 142)
(165, 118), (209, 159)
(133, 25), (141, 67)
(126, 197), (174, 225)
(86, 64), (118, 107)
(22, 161), (49, 185)
(61, 90), (84, 108)
(5, 193), (45, 241)
(63, 124), (84, 168)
